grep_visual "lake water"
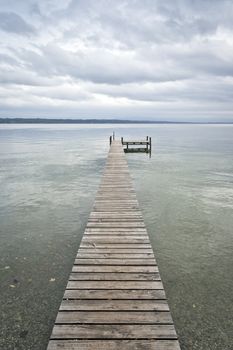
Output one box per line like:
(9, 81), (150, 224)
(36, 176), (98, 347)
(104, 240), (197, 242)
(0, 124), (233, 350)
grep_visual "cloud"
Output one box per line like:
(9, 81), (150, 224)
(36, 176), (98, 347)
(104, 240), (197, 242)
(0, 0), (233, 120)
(0, 12), (35, 35)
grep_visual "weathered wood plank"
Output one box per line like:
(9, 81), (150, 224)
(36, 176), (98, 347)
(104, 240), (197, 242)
(78, 248), (154, 254)
(80, 244), (152, 249)
(93, 207), (140, 211)
(86, 223), (146, 228)
(89, 214), (143, 218)
(87, 218), (144, 222)
(81, 238), (150, 244)
(76, 253), (154, 259)
(71, 265), (158, 273)
(48, 340), (181, 350)
(83, 234), (148, 238)
(60, 300), (168, 311)
(97, 190), (136, 193)
(50, 324), (177, 339)
(63, 289), (166, 300)
(74, 259), (156, 265)
(66, 281), (163, 289)
(84, 228), (147, 232)
(55, 311), (172, 324)
(69, 272), (160, 281)
(81, 239), (150, 244)
(87, 221), (145, 226)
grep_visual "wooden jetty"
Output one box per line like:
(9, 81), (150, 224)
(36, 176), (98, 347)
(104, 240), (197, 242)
(121, 136), (152, 154)
(47, 140), (180, 350)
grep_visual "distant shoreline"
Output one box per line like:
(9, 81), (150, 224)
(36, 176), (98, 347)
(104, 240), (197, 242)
(0, 118), (232, 124)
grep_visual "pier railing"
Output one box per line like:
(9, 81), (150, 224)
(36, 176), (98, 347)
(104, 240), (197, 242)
(121, 136), (152, 155)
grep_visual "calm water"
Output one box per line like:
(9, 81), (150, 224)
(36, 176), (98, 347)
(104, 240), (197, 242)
(0, 124), (233, 350)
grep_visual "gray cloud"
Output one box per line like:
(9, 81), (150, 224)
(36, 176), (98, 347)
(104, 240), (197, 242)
(0, 12), (35, 35)
(0, 0), (233, 120)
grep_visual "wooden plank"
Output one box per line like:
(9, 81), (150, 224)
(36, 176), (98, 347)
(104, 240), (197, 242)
(76, 253), (154, 259)
(93, 205), (139, 208)
(83, 234), (149, 239)
(94, 200), (138, 203)
(74, 259), (156, 265)
(81, 238), (150, 244)
(48, 340), (181, 350)
(50, 324), (177, 339)
(89, 214), (143, 218)
(93, 206), (140, 209)
(71, 265), (158, 273)
(83, 233), (148, 237)
(98, 183), (134, 185)
(84, 228), (147, 231)
(66, 281), (163, 289)
(93, 203), (138, 206)
(93, 199), (138, 203)
(80, 244), (152, 249)
(92, 209), (140, 213)
(88, 216), (143, 220)
(97, 188), (134, 190)
(55, 311), (172, 324)
(69, 272), (160, 281)
(60, 299), (168, 311)
(93, 207), (140, 211)
(93, 201), (138, 205)
(63, 289), (166, 300)
(82, 235), (149, 240)
(78, 248), (154, 254)
(87, 220), (144, 224)
(97, 189), (136, 191)
(88, 216), (142, 221)
(97, 185), (134, 189)
(123, 140), (149, 144)
(97, 191), (135, 194)
(97, 189), (135, 192)
(95, 198), (138, 201)
(86, 223), (146, 228)
(84, 227), (147, 230)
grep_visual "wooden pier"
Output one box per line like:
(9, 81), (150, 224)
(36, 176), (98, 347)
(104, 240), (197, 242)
(47, 140), (180, 350)
(121, 136), (152, 154)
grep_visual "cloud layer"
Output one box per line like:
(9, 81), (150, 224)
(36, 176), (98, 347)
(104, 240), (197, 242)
(0, 0), (233, 120)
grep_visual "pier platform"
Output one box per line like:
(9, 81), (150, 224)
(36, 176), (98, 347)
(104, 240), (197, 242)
(121, 136), (152, 154)
(47, 140), (180, 350)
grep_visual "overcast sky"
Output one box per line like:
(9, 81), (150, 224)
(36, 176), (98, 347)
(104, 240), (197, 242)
(0, 0), (233, 121)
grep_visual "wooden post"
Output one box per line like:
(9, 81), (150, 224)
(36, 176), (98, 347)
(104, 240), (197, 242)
(121, 137), (123, 144)
(149, 137), (152, 151)
(109, 136), (112, 145)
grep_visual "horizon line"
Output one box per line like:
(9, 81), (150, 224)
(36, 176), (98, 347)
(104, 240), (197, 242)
(0, 117), (233, 124)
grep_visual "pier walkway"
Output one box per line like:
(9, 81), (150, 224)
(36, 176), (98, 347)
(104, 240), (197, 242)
(47, 140), (180, 350)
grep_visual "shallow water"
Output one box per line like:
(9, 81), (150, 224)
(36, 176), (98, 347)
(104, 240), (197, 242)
(0, 124), (233, 350)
